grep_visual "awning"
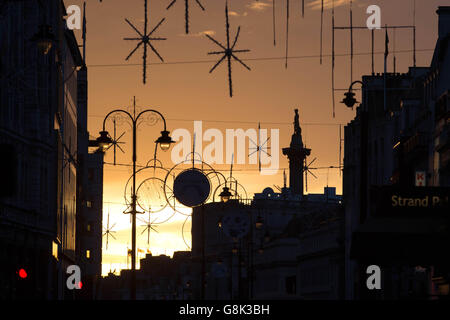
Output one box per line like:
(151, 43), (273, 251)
(350, 217), (450, 265)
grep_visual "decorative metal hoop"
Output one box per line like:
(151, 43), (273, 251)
(123, 160), (169, 207)
(163, 154), (224, 213)
(181, 215), (192, 250)
(136, 177), (171, 214)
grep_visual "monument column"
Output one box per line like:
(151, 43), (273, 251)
(282, 109), (311, 197)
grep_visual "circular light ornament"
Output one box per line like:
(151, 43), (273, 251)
(173, 169), (211, 207)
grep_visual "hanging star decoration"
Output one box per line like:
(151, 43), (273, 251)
(138, 211), (159, 246)
(104, 118), (125, 165)
(248, 123), (271, 172)
(102, 209), (117, 251)
(166, 0), (205, 34)
(303, 156), (318, 192)
(206, 1), (251, 97)
(123, 0), (166, 84)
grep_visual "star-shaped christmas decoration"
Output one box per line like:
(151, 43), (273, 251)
(206, 1), (251, 97)
(138, 212), (159, 246)
(166, 0), (205, 34)
(102, 209), (117, 251)
(123, 0), (166, 84)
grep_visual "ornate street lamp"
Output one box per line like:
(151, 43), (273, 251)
(341, 91), (357, 109)
(98, 97), (174, 300)
(96, 131), (113, 151)
(219, 186), (232, 203)
(155, 130), (175, 151)
(341, 80), (364, 109)
(341, 80), (369, 225)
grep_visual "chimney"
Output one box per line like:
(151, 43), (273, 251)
(437, 6), (450, 39)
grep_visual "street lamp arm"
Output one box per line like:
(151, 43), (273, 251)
(214, 171), (228, 187)
(349, 80), (364, 91)
(102, 109), (134, 131)
(136, 109), (168, 131)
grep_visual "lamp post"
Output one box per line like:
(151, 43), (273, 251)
(341, 80), (364, 109)
(342, 80), (369, 299)
(219, 186), (232, 203)
(341, 80), (367, 224)
(97, 98), (174, 300)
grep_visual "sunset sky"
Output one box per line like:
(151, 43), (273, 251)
(68, 0), (447, 275)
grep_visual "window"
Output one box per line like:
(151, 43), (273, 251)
(88, 169), (95, 181)
(54, 114), (60, 130)
(86, 201), (92, 208)
(285, 276), (296, 295)
(87, 223), (91, 232)
(86, 250), (91, 259)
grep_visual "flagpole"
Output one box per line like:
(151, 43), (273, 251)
(384, 25), (388, 112)
(82, 1), (86, 63)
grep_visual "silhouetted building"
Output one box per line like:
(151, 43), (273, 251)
(0, 1), (103, 300)
(190, 111), (344, 300)
(99, 251), (192, 300)
(75, 63), (105, 300)
(344, 6), (450, 300)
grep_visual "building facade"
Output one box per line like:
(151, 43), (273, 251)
(0, 0), (104, 300)
(75, 62), (104, 299)
(190, 110), (345, 300)
(343, 6), (450, 300)
(99, 251), (192, 300)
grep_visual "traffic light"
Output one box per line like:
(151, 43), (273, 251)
(17, 268), (28, 279)
(15, 265), (33, 299)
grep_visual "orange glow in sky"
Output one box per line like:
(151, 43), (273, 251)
(67, 0), (446, 275)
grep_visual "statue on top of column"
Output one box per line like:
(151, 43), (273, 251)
(294, 108), (301, 136)
(290, 108), (303, 149)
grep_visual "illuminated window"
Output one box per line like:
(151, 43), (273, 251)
(54, 114), (60, 130)
(86, 201), (92, 208)
(87, 224), (91, 232)
(86, 250), (90, 259)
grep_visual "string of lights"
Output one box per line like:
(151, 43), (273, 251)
(102, 161), (342, 171)
(88, 116), (347, 126)
(86, 48), (433, 68)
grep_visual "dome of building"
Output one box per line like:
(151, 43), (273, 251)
(262, 187), (275, 197)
